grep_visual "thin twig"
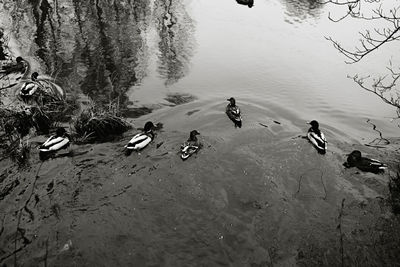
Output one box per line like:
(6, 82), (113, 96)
(320, 171), (327, 200)
(13, 162), (44, 266)
(338, 198), (346, 267)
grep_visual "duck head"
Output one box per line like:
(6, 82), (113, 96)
(56, 127), (67, 137)
(189, 130), (200, 141)
(346, 150), (362, 167)
(144, 121), (155, 132)
(227, 97), (236, 106)
(308, 120), (320, 130)
(31, 72), (39, 81)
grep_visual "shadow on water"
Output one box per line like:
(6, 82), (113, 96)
(153, 0), (196, 86)
(280, 0), (324, 23)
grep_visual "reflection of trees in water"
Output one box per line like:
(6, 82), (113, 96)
(73, 0), (151, 106)
(2, 0), (196, 106)
(281, 0), (323, 23)
(153, 0), (195, 85)
(4, 0), (151, 108)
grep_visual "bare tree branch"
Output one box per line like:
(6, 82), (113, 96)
(323, 0), (400, 63)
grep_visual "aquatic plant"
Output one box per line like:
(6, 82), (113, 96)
(164, 93), (197, 106)
(73, 104), (131, 143)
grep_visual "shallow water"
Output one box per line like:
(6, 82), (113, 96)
(1, 0), (400, 266)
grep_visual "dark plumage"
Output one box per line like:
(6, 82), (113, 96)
(0, 56), (26, 74)
(344, 150), (387, 173)
(236, 0), (254, 8)
(307, 120), (327, 154)
(226, 97), (242, 128)
(181, 130), (201, 160)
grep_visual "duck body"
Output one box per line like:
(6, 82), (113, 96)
(344, 150), (386, 174)
(39, 128), (70, 154)
(226, 97), (242, 128)
(126, 132), (153, 150)
(19, 72), (64, 102)
(125, 121), (155, 151)
(181, 130), (201, 160)
(19, 72), (41, 102)
(307, 120), (327, 154)
(1, 57), (27, 74)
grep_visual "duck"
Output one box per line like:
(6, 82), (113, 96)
(39, 127), (70, 154)
(344, 150), (386, 173)
(236, 0), (254, 8)
(181, 130), (201, 160)
(307, 120), (327, 154)
(226, 97), (242, 128)
(0, 56), (27, 75)
(19, 72), (40, 101)
(125, 121), (155, 151)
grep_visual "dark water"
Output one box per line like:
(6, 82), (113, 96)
(1, 0), (400, 266)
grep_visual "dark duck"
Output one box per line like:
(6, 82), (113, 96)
(344, 150), (386, 173)
(236, 0), (254, 8)
(181, 130), (201, 160)
(226, 97), (242, 128)
(0, 56), (27, 75)
(125, 121), (155, 151)
(39, 127), (70, 158)
(20, 72), (40, 102)
(307, 120), (327, 154)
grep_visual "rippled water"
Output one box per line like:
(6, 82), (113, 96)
(1, 0), (400, 266)
(0, 0), (398, 140)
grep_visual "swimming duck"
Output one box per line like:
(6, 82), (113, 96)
(39, 127), (70, 154)
(226, 97), (242, 128)
(236, 0), (254, 8)
(307, 120), (327, 154)
(344, 150), (386, 173)
(125, 121), (155, 151)
(20, 72), (40, 101)
(181, 130), (201, 160)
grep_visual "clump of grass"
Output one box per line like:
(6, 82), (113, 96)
(40, 96), (79, 123)
(73, 102), (131, 143)
(0, 107), (33, 166)
(389, 170), (400, 215)
(0, 106), (52, 136)
(0, 107), (35, 137)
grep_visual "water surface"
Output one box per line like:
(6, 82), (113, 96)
(1, 0), (399, 266)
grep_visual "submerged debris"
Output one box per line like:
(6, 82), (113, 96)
(165, 93), (197, 106)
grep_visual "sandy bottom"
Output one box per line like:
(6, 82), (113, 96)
(1, 101), (399, 266)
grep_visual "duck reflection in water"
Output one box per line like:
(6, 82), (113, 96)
(236, 0), (254, 8)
